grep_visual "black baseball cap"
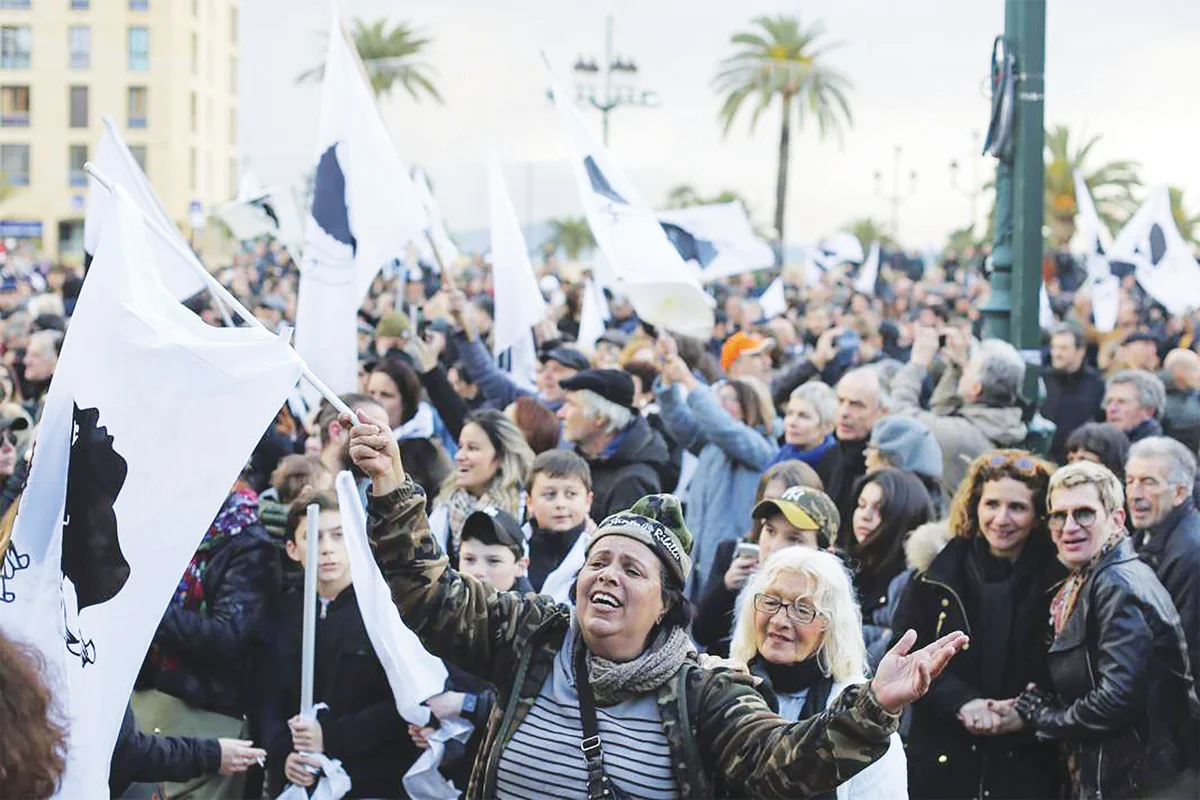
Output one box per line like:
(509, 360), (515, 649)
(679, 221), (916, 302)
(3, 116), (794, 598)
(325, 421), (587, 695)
(462, 507), (526, 553)
(540, 345), (590, 372)
(558, 368), (636, 409)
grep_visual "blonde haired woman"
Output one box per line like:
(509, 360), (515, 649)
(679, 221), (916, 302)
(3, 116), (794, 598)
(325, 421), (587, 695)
(729, 546), (908, 799)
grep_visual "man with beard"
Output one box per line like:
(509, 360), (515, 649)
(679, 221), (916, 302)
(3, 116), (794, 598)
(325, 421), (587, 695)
(313, 393), (389, 498)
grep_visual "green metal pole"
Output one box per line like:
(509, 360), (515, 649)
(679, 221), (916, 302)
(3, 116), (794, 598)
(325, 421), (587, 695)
(1010, 0), (1046, 372)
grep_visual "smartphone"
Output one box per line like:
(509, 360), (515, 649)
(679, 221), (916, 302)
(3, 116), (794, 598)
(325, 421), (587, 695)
(735, 542), (760, 560)
(938, 333), (948, 348)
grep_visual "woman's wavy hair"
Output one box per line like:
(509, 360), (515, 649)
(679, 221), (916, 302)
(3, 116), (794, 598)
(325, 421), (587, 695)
(948, 449), (1055, 540)
(0, 630), (66, 799)
(848, 468), (935, 580)
(510, 397), (560, 455)
(729, 546), (867, 682)
(435, 410), (534, 506)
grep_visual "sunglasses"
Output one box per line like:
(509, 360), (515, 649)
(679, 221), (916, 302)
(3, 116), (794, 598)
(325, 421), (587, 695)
(753, 593), (822, 626)
(1, 431), (17, 448)
(1047, 507), (1098, 532)
(987, 453), (1038, 473)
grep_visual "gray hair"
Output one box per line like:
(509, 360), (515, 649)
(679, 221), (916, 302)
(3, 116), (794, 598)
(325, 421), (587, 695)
(788, 382), (838, 430)
(576, 388), (634, 434)
(1128, 436), (1198, 488)
(975, 339), (1026, 407)
(1107, 370), (1166, 419)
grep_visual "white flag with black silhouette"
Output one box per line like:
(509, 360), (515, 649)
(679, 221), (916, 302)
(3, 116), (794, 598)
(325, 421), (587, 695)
(1109, 185), (1200, 315)
(296, 2), (429, 401)
(657, 201), (775, 282)
(548, 65), (714, 339)
(813, 231), (865, 271)
(83, 116), (207, 301)
(0, 186), (305, 797)
(215, 186), (305, 256)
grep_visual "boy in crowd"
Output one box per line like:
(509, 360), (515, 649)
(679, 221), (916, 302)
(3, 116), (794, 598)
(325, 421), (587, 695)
(523, 450), (595, 602)
(458, 506), (533, 594)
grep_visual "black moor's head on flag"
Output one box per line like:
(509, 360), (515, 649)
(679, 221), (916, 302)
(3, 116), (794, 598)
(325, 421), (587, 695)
(660, 222), (718, 270)
(312, 144), (357, 252)
(584, 156), (628, 207)
(62, 402), (129, 611)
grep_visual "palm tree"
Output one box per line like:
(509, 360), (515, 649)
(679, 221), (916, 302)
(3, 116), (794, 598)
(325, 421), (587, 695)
(713, 15), (853, 258)
(1169, 187), (1200, 246)
(845, 217), (893, 252)
(544, 217), (596, 260)
(663, 184), (704, 209)
(297, 18), (442, 103)
(1044, 125), (1139, 249)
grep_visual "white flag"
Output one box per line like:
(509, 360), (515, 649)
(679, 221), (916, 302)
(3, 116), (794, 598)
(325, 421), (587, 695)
(296, 2), (428, 400)
(490, 158), (547, 356)
(1073, 170), (1110, 256)
(237, 169), (265, 202)
(334, 472), (466, 799)
(814, 231), (865, 270)
(1039, 283), (1056, 330)
(414, 168), (460, 271)
(1110, 185), (1200, 315)
(0, 187), (304, 797)
(577, 277), (611, 349)
(83, 116), (207, 301)
(215, 186), (305, 256)
(1090, 273), (1120, 333)
(758, 276), (787, 319)
(548, 69), (714, 339)
(657, 201), (775, 282)
(853, 241), (881, 295)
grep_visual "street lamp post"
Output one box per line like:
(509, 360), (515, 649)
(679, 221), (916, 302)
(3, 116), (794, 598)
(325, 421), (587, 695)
(874, 145), (917, 241)
(949, 130), (983, 235)
(572, 15), (660, 145)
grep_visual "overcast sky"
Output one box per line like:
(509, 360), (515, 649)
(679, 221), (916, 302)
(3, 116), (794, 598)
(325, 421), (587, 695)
(239, 0), (1200, 250)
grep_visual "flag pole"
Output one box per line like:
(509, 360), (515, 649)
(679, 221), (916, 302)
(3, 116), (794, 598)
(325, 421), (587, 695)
(301, 503), (320, 714)
(425, 229), (456, 292)
(84, 162), (355, 419)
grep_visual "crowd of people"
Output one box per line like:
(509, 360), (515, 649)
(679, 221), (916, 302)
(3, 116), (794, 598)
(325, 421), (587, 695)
(2, 235), (1200, 799)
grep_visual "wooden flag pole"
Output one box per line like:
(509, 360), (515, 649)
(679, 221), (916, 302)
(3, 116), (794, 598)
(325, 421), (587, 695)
(300, 503), (320, 715)
(85, 162), (355, 419)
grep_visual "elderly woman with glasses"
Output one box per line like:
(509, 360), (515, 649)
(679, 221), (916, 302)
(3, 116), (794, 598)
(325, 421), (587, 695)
(347, 414), (967, 799)
(891, 450), (1065, 799)
(1014, 461), (1198, 799)
(728, 546), (909, 799)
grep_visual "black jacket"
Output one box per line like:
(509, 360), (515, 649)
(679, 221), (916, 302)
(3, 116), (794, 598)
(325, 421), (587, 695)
(891, 536), (1064, 799)
(582, 415), (672, 523)
(816, 437), (868, 551)
(265, 585), (418, 798)
(1032, 538), (1198, 799)
(1043, 365), (1106, 462)
(694, 538), (739, 657)
(1126, 416), (1164, 444)
(109, 702), (221, 797)
(1161, 372), (1200, 452)
(1135, 500), (1200, 698)
(139, 525), (281, 722)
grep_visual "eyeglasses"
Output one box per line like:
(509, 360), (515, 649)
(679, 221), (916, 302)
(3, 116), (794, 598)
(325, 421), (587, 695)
(987, 453), (1038, 473)
(753, 593), (821, 626)
(1047, 507), (1098, 532)
(1, 431), (16, 448)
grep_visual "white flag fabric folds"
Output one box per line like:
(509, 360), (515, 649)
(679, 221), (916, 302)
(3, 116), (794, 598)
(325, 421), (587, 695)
(83, 116), (207, 301)
(0, 186), (305, 797)
(333, 472), (466, 798)
(657, 201), (775, 282)
(489, 158), (547, 356)
(813, 232), (865, 270)
(853, 241), (881, 295)
(758, 277), (787, 319)
(296, 2), (428, 399)
(577, 277), (611, 349)
(415, 168), (460, 270)
(548, 70), (714, 339)
(1110, 185), (1200, 315)
(1073, 169), (1111, 256)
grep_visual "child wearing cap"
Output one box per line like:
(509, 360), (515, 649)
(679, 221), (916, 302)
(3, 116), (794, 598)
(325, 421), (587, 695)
(523, 451), (595, 603)
(458, 507), (533, 594)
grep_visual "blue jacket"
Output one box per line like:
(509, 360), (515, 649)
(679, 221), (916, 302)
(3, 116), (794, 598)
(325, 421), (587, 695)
(655, 382), (776, 598)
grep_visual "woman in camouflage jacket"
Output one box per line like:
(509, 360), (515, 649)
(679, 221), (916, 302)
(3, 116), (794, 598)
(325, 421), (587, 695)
(348, 413), (967, 799)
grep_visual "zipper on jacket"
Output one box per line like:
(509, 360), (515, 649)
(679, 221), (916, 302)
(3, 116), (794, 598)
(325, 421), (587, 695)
(919, 575), (973, 637)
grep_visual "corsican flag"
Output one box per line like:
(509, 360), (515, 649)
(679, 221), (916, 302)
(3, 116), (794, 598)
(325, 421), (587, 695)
(83, 115), (207, 301)
(489, 158), (546, 391)
(0, 186), (304, 797)
(657, 201), (775, 282)
(577, 277), (611, 350)
(813, 231), (865, 270)
(333, 471), (468, 799)
(296, 1), (428, 400)
(414, 168), (461, 271)
(547, 67), (714, 339)
(1110, 185), (1200, 315)
(215, 186), (305, 257)
(853, 241), (881, 295)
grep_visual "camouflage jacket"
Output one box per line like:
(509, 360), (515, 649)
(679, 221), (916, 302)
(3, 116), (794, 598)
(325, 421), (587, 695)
(368, 479), (899, 798)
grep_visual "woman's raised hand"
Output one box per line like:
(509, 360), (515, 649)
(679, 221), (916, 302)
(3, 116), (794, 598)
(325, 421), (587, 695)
(869, 629), (969, 714)
(344, 411), (406, 496)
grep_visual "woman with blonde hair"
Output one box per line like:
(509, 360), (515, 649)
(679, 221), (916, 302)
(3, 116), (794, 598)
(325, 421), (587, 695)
(728, 546), (908, 799)
(429, 409), (535, 559)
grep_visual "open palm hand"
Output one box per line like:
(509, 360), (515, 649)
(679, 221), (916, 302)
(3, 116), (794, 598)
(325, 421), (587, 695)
(870, 629), (969, 714)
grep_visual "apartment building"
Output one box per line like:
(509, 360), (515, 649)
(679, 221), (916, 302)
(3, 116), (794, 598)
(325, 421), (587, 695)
(0, 0), (239, 262)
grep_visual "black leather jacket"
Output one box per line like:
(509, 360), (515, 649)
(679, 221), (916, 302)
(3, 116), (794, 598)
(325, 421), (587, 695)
(1135, 500), (1200, 698)
(1034, 539), (1199, 799)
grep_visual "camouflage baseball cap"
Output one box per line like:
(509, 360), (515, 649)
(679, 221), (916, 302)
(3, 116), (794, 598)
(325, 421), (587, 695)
(752, 486), (840, 549)
(589, 494), (693, 585)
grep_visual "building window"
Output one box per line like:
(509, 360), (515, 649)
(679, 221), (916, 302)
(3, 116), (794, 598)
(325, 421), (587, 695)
(189, 91), (196, 133)
(190, 32), (197, 75)
(68, 85), (88, 128)
(230, 56), (237, 93)
(129, 0), (149, 10)
(1, 85), (30, 127)
(229, 157), (237, 199)
(1, 144), (30, 185)
(0, 1), (32, 10)
(188, 147), (196, 191)
(68, 144), (88, 186)
(191, 0), (196, 17)
(129, 144), (146, 174)
(69, 25), (89, 69)
(230, 8), (238, 42)
(70, 0), (90, 9)
(0, 26), (32, 70)
(229, 108), (236, 145)
(127, 86), (147, 128)
(127, 26), (149, 71)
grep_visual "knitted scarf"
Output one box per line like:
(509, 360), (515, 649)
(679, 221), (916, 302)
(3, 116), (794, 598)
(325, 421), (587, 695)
(1050, 528), (1126, 635)
(585, 625), (696, 706)
(444, 482), (522, 553)
(771, 435), (836, 468)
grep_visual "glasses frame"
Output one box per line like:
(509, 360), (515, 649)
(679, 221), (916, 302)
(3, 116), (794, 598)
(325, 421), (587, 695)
(1046, 506), (1099, 533)
(753, 593), (824, 627)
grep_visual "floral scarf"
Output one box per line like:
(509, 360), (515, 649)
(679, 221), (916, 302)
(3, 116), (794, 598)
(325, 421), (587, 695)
(1050, 528), (1126, 635)
(444, 482), (523, 554)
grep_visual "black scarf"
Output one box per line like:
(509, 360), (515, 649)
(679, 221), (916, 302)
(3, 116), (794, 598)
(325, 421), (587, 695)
(965, 536), (1045, 697)
(528, 519), (587, 592)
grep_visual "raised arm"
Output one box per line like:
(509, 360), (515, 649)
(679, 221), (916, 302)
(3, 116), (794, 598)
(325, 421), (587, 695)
(686, 383), (775, 470)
